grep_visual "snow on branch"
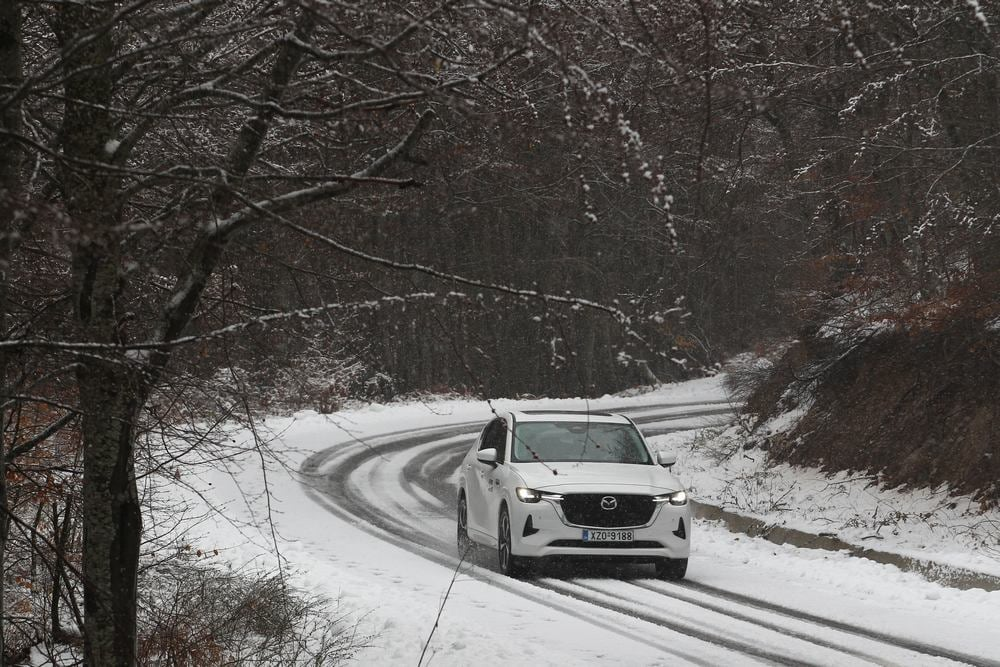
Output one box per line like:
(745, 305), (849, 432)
(152, 109), (434, 363)
(0, 292), (457, 355)
(273, 215), (632, 326)
(966, 0), (990, 32)
(204, 110), (435, 241)
(292, 0), (456, 62)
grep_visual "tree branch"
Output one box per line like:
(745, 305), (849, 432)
(6, 412), (78, 462)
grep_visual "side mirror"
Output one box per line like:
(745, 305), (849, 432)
(657, 451), (677, 468)
(476, 448), (498, 465)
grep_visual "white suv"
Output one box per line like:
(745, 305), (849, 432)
(457, 410), (691, 579)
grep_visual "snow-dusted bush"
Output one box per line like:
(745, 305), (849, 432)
(137, 561), (369, 666)
(723, 352), (776, 402)
(718, 459), (797, 515)
(688, 425), (744, 465)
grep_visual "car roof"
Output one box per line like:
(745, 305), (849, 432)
(507, 410), (632, 424)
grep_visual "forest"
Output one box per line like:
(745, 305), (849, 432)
(0, 0), (997, 664)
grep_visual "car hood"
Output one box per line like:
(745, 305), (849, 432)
(509, 461), (683, 495)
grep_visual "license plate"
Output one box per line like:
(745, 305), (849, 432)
(582, 529), (634, 542)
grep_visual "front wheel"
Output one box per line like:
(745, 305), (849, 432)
(497, 505), (530, 578)
(457, 494), (472, 558)
(656, 557), (688, 581)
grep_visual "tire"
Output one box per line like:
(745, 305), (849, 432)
(457, 493), (472, 558)
(497, 505), (530, 578)
(656, 557), (688, 581)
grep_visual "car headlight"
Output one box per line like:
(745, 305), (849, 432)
(515, 487), (564, 503)
(652, 490), (688, 506)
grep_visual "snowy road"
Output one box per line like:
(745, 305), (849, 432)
(297, 402), (999, 666)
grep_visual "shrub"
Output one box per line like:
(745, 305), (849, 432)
(137, 562), (370, 666)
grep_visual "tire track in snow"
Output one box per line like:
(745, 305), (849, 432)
(659, 580), (999, 667)
(583, 579), (900, 666)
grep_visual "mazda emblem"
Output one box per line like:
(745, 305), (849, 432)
(600, 496), (618, 511)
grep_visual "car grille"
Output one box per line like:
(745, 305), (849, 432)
(559, 494), (655, 528)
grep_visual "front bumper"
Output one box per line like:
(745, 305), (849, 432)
(508, 496), (691, 561)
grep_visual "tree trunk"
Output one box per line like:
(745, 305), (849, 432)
(54, 3), (141, 662)
(0, 1), (24, 661)
(77, 365), (142, 666)
(51, 497), (74, 642)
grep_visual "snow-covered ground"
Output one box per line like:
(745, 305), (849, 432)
(659, 403), (1000, 579)
(167, 376), (1000, 665)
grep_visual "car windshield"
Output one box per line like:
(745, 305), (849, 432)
(510, 421), (652, 464)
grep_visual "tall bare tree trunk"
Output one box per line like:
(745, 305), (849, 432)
(77, 369), (142, 666)
(0, 1), (24, 661)
(53, 3), (142, 663)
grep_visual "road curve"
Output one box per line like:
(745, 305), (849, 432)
(299, 403), (996, 667)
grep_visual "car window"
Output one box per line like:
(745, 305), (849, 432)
(510, 421), (651, 464)
(479, 419), (507, 461)
(478, 422), (496, 451)
(482, 419), (507, 463)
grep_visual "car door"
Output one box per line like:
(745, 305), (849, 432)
(481, 419), (512, 541)
(466, 419), (503, 539)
